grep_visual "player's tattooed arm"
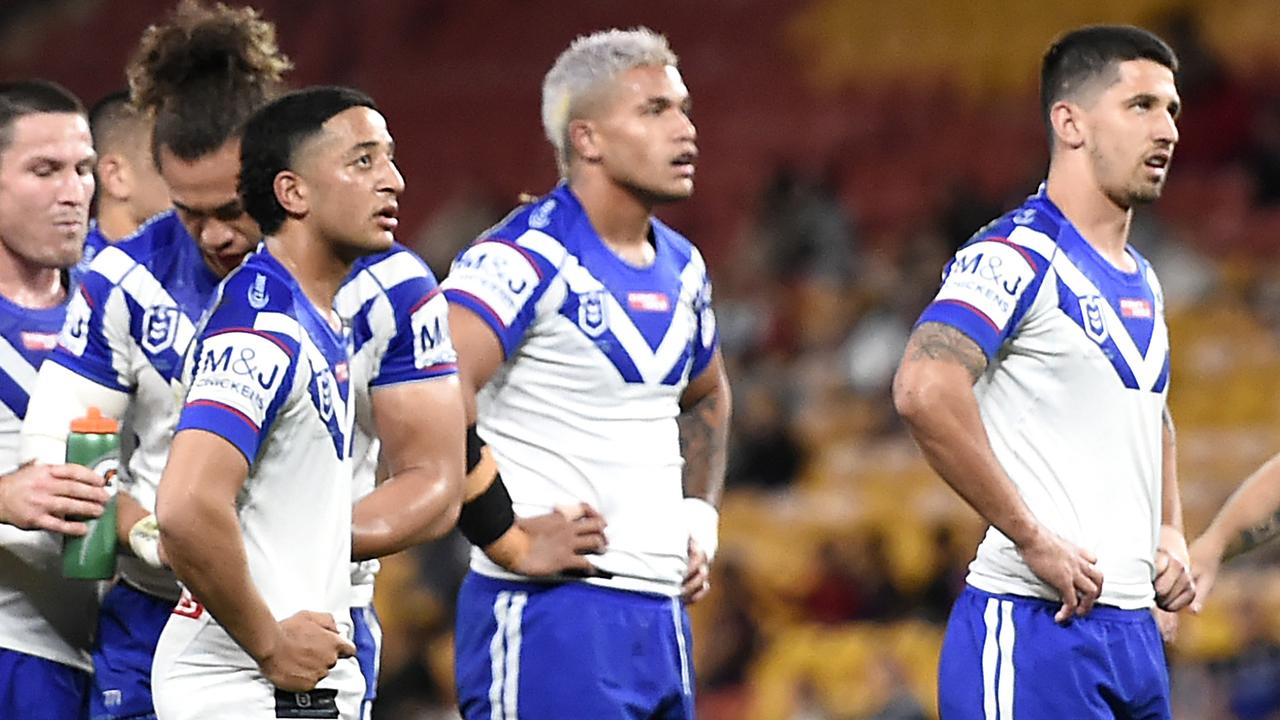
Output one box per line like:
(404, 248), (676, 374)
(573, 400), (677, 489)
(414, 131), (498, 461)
(903, 322), (988, 383)
(1226, 510), (1280, 557)
(678, 352), (731, 506)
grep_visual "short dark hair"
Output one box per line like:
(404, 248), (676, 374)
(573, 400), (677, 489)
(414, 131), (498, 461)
(127, 0), (292, 167)
(1041, 25), (1179, 139)
(239, 86), (378, 235)
(89, 89), (146, 155)
(0, 80), (85, 156)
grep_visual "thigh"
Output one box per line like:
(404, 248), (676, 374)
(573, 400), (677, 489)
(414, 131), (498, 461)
(91, 582), (174, 720)
(1112, 614), (1172, 720)
(0, 647), (90, 720)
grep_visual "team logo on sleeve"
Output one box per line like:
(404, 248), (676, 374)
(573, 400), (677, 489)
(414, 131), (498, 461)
(577, 289), (609, 337)
(1079, 295), (1109, 344)
(188, 332), (290, 423)
(528, 199), (556, 229)
(412, 296), (456, 369)
(142, 305), (180, 353)
(934, 241), (1037, 331)
(247, 274), (270, 310)
(447, 243), (539, 327)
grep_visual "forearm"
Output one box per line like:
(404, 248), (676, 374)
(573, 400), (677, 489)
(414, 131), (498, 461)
(159, 494), (277, 661)
(116, 491), (151, 546)
(1160, 407), (1183, 532)
(351, 468), (461, 560)
(1201, 454), (1280, 560)
(20, 363), (129, 464)
(677, 383), (729, 507)
(896, 374), (1041, 546)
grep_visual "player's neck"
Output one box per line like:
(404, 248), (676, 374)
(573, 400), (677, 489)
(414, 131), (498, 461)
(95, 203), (138, 242)
(569, 175), (655, 266)
(1045, 169), (1134, 271)
(265, 229), (348, 329)
(0, 240), (65, 309)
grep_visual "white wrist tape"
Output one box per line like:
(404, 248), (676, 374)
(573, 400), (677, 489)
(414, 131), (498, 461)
(128, 514), (164, 568)
(683, 497), (720, 563)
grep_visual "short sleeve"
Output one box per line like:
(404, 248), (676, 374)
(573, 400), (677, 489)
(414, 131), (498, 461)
(914, 238), (1048, 358)
(689, 272), (719, 379)
(375, 285), (457, 387)
(49, 251), (136, 392)
(442, 238), (557, 357)
(175, 270), (300, 464)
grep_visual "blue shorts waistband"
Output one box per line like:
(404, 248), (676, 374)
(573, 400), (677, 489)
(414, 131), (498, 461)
(964, 584), (1153, 623)
(465, 570), (676, 607)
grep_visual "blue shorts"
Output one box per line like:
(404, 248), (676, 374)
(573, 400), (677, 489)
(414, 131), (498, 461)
(351, 604), (382, 719)
(455, 572), (696, 720)
(90, 581), (172, 720)
(0, 646), (91, 719)
(939, 585), (1171, 720)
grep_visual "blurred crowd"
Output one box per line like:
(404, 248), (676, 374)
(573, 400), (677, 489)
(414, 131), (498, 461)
(5, 1), (1280, 718)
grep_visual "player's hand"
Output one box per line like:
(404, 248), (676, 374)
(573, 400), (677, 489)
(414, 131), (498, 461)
(501, 503), (608, 577)
(1017, 528), (1103, 624)
(258, 611), (356, 692)
(1153, 526), (1195, 612)
(0, 463), (109, 536)
(1153, 607), (1179, 643)
(1188, 534), (1225, 614)
(681, 538), (711, 604)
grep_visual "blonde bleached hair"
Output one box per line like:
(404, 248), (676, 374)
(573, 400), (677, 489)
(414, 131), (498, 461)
(541, 27), (678, 176)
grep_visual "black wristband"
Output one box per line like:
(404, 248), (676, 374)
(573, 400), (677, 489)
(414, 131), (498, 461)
(458, 473), (515, 548)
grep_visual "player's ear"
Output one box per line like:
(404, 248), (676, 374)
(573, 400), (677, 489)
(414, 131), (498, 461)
(568, 118), (603, 164)
(1050, 100), (1086, 150)
(96, 154), (131, 202)
(273, 170), (308, 219)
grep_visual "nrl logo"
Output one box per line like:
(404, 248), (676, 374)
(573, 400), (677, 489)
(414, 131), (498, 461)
(142, 305), (180, 354)
(577, 289), (608, 338)
(247, 273), (270, 310)
(1079, 295), (1109, 344)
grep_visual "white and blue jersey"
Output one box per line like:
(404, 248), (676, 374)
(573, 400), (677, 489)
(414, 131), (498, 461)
(151, 247), (363, 719)
(918, 187), (1172, 719)
(340, 245), (456, 607)
(0, 294), (97, 668)
(443, 182), (719, 597)
(337, 245), (457, 715)
(69, 219), (111, 289)
(446, 183), (711, 720)
(918, 187), (1168, 609)
(51, 209), (217, 601)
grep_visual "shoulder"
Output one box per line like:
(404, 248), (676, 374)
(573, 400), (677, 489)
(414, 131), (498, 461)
(206, 256), (300, 330)
(113, 210), (185, 257)
(83, 211), (186, 282)
(651, 217), (703, 271)
(470, 189), (576, 268)
(949, 205), (1062, 283)
(347, 243), (435, 293)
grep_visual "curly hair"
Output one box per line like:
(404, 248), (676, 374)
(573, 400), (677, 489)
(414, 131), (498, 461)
(127, 0), (292, 165)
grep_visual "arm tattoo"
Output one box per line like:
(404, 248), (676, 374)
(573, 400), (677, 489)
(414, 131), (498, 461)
(1230, 510), (1280, 558)
(905, 322), (988, 382)
(678, 390), (728, 506)
(1162, 405), (1176, 443)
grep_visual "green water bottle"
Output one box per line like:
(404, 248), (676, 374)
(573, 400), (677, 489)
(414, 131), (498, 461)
(61, 407), (120, 580)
